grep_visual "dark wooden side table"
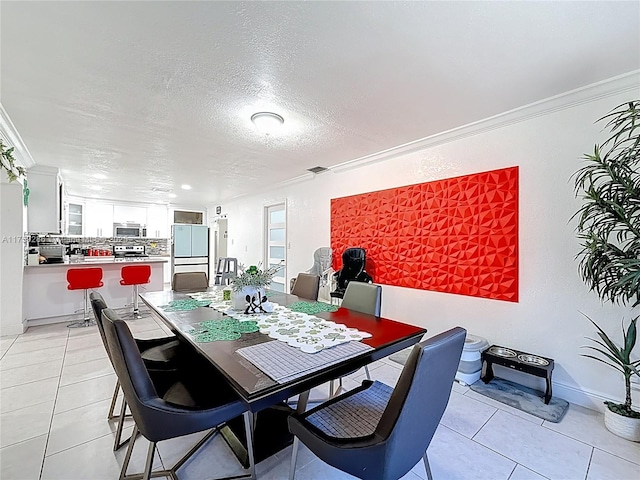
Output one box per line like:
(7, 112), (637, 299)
(481, 345), (555, 404)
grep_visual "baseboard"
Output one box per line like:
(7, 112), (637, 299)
(24, 307), (136, 329)
(0, 320), (27, 336)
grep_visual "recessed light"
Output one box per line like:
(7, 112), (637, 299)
(93, 173), (107, 180)
(168, 193), (177, 198)
(181, 184), (192, 190)
(90, 185), (102, 191)
(251, 112), (284, 134)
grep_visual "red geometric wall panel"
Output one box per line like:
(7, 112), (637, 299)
(330, 166), (519, 302)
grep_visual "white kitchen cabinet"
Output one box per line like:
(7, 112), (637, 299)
(113, 205), (147, 225)
(27, 165), (62, 233)
(85, 202), (114, 237)
(146, 205), (169, 238)
(67, 202), (84, 236)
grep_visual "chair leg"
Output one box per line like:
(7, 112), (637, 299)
(423, 452), (433, 480)
(132, 284), (141, 318)
(119, 425), (138, 480)
(243, 412), (256, 480)
(289, 436), (300, 480)
(364, 365), (371, 380)
(113, 398), (129, 451)
(142, 440), (156, 480)
(108, 380), (121, 419)
(67, 289), (96, 328)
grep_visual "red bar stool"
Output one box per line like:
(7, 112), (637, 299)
(67, 267), (104, 328)
(120, 265), (151, 319)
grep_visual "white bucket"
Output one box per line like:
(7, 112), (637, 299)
(455, 333), (489, 386)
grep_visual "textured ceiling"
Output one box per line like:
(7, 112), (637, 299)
(1, 1), (639, 206)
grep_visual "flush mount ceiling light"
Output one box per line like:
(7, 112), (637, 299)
(181, 184), (192, 190)
(92, 173), (107, 180)
(250, 112), (284, 134)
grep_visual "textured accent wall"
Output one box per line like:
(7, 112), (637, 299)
(330, 166), (518, 302)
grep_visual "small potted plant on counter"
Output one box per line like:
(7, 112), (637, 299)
(572, 100), (640, 441)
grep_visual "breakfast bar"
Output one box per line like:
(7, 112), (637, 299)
(22, 257), (168, 326)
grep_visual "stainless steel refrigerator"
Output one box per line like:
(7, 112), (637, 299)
(171, 224), (209, 280)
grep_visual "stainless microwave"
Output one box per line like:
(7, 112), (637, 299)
(114, 225), (146, 238)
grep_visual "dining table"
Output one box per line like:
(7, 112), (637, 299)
(139, 288), (427, 465)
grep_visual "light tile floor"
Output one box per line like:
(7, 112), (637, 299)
(1, 316), (639, 480)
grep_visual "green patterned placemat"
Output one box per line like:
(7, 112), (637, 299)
(159, 299), (212, 311)
(187, 318), (259, 343)
(287, 301), (339, 315)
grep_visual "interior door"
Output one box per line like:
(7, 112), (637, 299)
(265, 203), (286, 292)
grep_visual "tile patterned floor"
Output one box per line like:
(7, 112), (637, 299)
(1, 316), (639, 480)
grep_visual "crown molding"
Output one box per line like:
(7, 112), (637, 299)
(330, 70), (640, 173)
(0, 103), (36, 169)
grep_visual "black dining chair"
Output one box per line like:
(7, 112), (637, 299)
(290, 272), (321, 301)
(89, 292), (182, 451)
(330, 247), (373, 303)
(102, 308), (256, 480)
(288, 327), (466, 480)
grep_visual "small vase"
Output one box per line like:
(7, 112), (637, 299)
(232, 286), (264, 311)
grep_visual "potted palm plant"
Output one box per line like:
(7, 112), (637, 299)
(573, 100), (640, 441)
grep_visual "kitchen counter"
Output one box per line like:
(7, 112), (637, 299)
(23, 257), (168, 325)
(24, 257), (169, 267)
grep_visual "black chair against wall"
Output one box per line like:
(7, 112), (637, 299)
(288, 327), (466, 480)
(329, 282), (383, 396)
(89, 292), (182, 451)
(172, 271), (209, 291)
(102, 308), (256, 480)
(290, 273), (321, 301)
(330, 248), (373, 302)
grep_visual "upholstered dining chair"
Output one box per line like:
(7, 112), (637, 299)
(290, 273), (321, 301)
(340, 281), (382, 316)
(172, 271), (209, 291)
(102, 308), (256, 480)
(330, 282), (382, 395)
(89, 292), (181, 451)
(288, 327), (466, 480)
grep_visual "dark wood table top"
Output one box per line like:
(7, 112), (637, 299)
(140, 289), (427, 411)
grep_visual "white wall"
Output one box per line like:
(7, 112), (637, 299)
(217, 75), (640, 410)
(0, 180), (26, 335)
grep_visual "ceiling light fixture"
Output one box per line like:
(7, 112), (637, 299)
(168, 193), (177, 198)
(181, 184), (191, 190)
(93, 173), (107, 180)
(250, 112), (284, 134)
(90, 185), (102, 191)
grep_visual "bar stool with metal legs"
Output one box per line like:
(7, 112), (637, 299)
(67, 267), (104, 328)
(120, 265), (151, 319)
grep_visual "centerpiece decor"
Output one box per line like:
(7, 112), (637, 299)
(230, 263), (279, 313)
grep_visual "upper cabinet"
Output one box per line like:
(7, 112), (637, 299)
(27, 165), (63, 234)
(113, 205), (147, 225)
(85, 202), (114, 237)
(147, 205), (169, 238)
(67, 202), (84, 236)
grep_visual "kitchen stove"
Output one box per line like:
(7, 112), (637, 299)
(113, 245), (149, 258)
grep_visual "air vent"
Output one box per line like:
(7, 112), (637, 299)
(307, 166), (329, 174)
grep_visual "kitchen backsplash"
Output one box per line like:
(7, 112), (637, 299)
(57, 237), (170, 256)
